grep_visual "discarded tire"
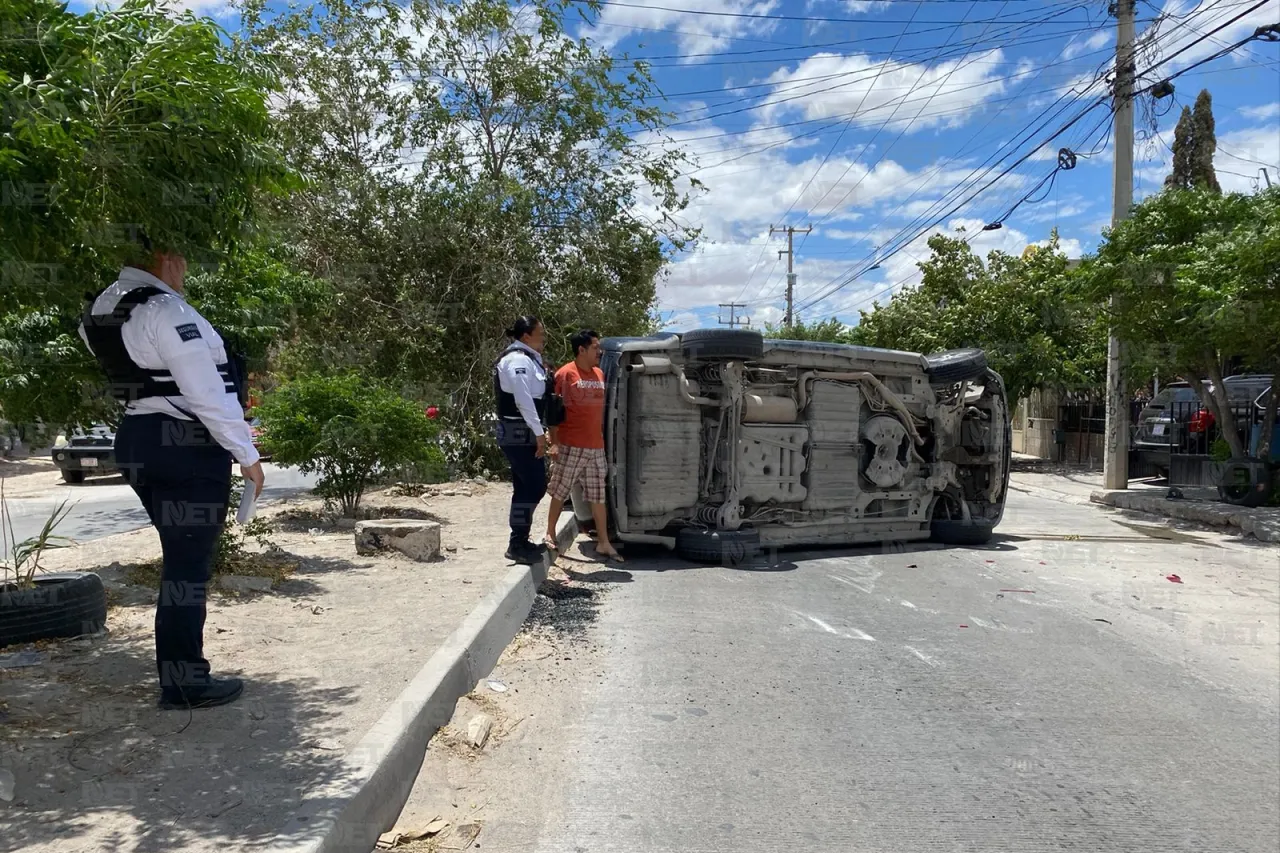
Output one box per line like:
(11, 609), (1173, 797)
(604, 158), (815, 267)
(680, 328), (765, 361)
(0, 572), (107, 647)
(930, 518), (996, 546)
(924, 348), (988, 385)
(675, 527), (761, 565)
(1215, 457), (1274, 508)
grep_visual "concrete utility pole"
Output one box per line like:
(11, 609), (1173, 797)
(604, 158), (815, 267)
(771, 224), (812, 327)
(1103, 0), (1136, 491)
(718, 302), (749, 328)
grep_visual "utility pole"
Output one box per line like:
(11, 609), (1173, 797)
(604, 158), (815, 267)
(718, 302), (749, 328)
(1103, 0), (1136, 491)
(1262, 168), (1273, 189)
(771, 224), (812, 327)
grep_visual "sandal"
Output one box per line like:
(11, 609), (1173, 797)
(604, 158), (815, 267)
(595, 546), (626, 563)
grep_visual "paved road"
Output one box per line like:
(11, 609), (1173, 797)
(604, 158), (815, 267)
(402, 486), (1280, 852)
(1, 463), (317, 558)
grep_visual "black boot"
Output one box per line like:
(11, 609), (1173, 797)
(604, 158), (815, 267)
(505, 541), (544, 565)
(158, 677), (244, 710)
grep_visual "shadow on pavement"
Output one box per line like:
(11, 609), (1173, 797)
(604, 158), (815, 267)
(0, 627), (359, 853)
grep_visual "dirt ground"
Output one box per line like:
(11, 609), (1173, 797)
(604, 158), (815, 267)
(371, 552), (618, 853)
(0, 480), (563, 853)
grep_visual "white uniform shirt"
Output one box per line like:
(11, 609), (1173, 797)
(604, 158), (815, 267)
(495, 342), (547, 437)
(78, 267), (260, 467)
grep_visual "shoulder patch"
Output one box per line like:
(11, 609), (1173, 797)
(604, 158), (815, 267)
(174, 322), (202, 342)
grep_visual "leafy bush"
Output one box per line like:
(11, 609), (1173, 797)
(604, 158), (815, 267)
(254, 374), (446, 516)
(1209, 439), (1232, 462)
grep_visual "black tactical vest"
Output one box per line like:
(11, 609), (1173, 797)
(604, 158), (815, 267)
(492, 343), (555, 423)
(81, 284), (246, 410)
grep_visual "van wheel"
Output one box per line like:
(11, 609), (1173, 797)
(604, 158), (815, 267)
(680, 329), (765, 362)
(61, 470), (85, 484)
(924, 348), (988, 385)
(930, 518), (995, 546)
(675, 527), (760, 565)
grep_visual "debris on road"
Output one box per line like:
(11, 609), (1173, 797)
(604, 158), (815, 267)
(376, 817), (450, 849)
(1167, 574), (1184, 584)
(486, 679), (508, 693)
(999, 589), (1036, 594)
(0, 767), (14, 802)
(468, 713), (494, 749)
(444, 823), (482, 850)
(1095, 618), (1113, 625)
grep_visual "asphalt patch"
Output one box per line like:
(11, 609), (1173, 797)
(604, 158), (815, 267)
(523, 580), (602, 637)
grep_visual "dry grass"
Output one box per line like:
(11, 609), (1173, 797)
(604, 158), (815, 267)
(121, 551), (300, 591)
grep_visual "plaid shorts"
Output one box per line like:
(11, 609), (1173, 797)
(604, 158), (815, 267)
(548, 445), (607, 503)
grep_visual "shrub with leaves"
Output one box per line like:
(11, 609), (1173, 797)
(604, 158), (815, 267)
(255, 374), (446, 516)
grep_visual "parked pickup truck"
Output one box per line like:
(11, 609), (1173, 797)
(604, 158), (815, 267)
(573, 328), (1011, 564)
(52, 424), (117, 484)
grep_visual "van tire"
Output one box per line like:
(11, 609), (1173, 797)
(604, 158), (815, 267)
(680, 329), (765, 361)
(924, 348), (988, 385)
(675, 527), (760, 565)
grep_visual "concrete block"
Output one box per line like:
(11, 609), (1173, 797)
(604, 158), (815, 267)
(354, 520), (442, 561)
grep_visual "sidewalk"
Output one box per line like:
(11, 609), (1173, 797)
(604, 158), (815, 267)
(0, 482), (580, 853)
(1008, 454), (1280, 543)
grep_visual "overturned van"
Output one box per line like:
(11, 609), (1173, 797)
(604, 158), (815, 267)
(573, 328), (1011, 564)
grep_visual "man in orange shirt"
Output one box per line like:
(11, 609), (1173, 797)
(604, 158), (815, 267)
(545, 329), (623, 562)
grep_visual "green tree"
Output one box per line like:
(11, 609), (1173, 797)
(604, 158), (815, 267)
(1164, 89), (1221, 194)
(0, 0), (296, 428)
(848, 233), (1105, 404)
(762, 318), (853, 343)
(1078, 187), (1280, 459)
(240, 0), (700, 472)
(254, 374), (446, 516)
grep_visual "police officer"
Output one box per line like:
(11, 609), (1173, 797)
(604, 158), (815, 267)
(493, 316), (558, 565)
(79, 236), (264, 710)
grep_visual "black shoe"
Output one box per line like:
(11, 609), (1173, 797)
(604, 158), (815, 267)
(158, 677), (244, 710)
(505, 543), (542, 565)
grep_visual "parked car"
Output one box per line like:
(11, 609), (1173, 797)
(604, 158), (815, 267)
(52, 424), (117, 483)
(576, 329), (1011, 563)
(1134, 375), (1274, 478)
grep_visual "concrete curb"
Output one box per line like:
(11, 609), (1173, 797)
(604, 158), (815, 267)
(1090, 490), (1280, 543)
(267, 513), (579, 853)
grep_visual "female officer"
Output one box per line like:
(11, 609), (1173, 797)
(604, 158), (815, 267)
(492, 316), (557, 564)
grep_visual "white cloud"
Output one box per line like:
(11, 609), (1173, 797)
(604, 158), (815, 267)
(580, 0), (781, 59)
(1216, 126), (1280, 191)
(1138, 0), (1280, 76)
(1061, 30), (1112, 61)
(760, 48), (1024, 131)
(635, 120), (1004, 245)
(83, 0), (236, 17)
(1240, 103), (1280, 121)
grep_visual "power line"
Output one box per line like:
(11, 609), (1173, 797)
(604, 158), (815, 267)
(801, 0), (1027, 236)
(730, 0), (926, 305)
(577, 0), (1098, 27)
(790, 0), (1273, 316)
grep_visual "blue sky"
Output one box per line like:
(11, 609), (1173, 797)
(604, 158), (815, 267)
(73, 0), (1280, 332)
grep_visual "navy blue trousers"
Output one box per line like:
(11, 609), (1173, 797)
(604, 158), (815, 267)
(115, 413), (232, 691)
(497, 419), (547, 549)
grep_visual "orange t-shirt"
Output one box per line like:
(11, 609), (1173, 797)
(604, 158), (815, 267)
(554, 363), (606, 449)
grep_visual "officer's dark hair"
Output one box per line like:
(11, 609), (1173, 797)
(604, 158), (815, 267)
(570, 329), (600, 356)
(505, 315), (541, 340)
